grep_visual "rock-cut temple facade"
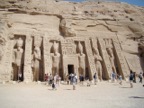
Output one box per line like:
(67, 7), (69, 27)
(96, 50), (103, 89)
(0, 0), (144, 82)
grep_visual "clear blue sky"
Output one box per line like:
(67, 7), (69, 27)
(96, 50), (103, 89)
(66, 0), (144, 6)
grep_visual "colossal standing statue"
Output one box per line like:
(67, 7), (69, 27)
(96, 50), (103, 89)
(0, 37), (6, 61)
(33, 46), (41, 81)
(13, 38), (24, 81)
(52, 41), (60, 76)
(93, 47), (103, 81)
(78, 41), (85, 77)
(106, 48), (116, 73)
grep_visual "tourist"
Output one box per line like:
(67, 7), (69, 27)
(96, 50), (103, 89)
(66, 74), (69, 85)
(72, 73), (77, 90)
(81, 75), (84, 85)
(49, 74), (53, 85)
(85, 76), (90, 87)
(18, 72), (22, 82)
(139, 72), (143, 83)
(56, 75), (61, 86)
(111, 72), (115, 82)
(75, 74), (78, 84)
(54, 74), (58, 89)
(52, 80), (56, 90)
(79, 74), (82, 85)
(133, 72), (136, 83)
(93, 72), (97, 85)
(129, 70), (134, 88)
(44, 73), (48, 82)
(69, 74), (72, 84)
(119, 75), (122, 85)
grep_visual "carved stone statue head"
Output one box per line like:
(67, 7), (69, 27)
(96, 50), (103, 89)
(107, 48), (113, 57)
(17, 38), (23, 47)
(78, 41), (83, 55)
(34, 46), (40, 53)
(93, 47), (99, 55)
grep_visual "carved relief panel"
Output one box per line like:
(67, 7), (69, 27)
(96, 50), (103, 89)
(61, 39), (76, 55)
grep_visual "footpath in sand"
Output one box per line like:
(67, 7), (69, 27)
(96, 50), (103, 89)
(0, 81), (144, 108)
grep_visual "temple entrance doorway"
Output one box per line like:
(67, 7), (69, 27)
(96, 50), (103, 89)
(68, 65), (74, 75)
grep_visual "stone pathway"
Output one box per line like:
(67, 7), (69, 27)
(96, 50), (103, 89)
(0, 81), (144, 108)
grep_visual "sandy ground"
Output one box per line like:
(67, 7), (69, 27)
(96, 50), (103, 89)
(0, 80), (144, 108)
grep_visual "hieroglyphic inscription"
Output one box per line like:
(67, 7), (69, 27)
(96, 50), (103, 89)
(24, 36), (32, 82)
(43, 37), (51, 75)
(1, 40), (13, 81)
(61, 39), (76, 55)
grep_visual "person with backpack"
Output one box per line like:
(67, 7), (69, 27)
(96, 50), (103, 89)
(93, 72), (97, 85)
(139, 72), (143, 83)
(49, 74), (53, 85)
(119, 75), (122, 85)
(52, 80), (56, 90)
(111, 72), (115, 82)
(133, 72), (136, 83)
(129, 70), (134, 88)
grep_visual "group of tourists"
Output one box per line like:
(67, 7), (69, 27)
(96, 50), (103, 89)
(110, 70), (144, 88)
(110, 72), (122, 84)
(44, 70), (144, 90)
(129, 70), (144, 88)
(44, 73), (61, 90)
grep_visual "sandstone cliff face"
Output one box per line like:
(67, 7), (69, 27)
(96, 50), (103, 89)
(0, 0), (144, 81)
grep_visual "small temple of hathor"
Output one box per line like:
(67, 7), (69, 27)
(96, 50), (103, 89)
(0, 0), (144, 82)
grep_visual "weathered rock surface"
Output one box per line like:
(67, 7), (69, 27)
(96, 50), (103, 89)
(0, 0), (144, 82)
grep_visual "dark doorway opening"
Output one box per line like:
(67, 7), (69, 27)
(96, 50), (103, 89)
(68, 65), (74, 75)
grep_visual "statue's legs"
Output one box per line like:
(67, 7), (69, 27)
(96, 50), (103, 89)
(83, 68), (85, 78)
(37, 69), (39, 81)
(14, 65), (18, 81)
(33, 68), (39, 81)
(17, 66), (21, 81)
(79, 67), (85, 77)
(33, 69), (36, 81)
(98, 67), (102, 81)
(33, 60), (40, 81)
(55, 65), (59, 75)
(96, 62), (103, 81)
(52, 67), (56, 76)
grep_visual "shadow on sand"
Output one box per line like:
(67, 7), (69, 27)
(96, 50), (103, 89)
(129, 96), (144, 99)
(48, 89), (57, 91)
(120, 87), (131, 88)
(64, 89), (72, 90)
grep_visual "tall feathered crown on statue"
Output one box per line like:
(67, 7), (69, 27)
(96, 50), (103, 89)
(104, 38), (113, 48)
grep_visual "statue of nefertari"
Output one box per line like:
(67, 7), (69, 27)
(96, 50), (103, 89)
(78, 42), (86, 77)
(93, 47), (103, 81)
(52, 41), (60, 76)
(13, 38), (24, 81)
(33, 46), (41, 81)
(107, 48), (117, 74)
